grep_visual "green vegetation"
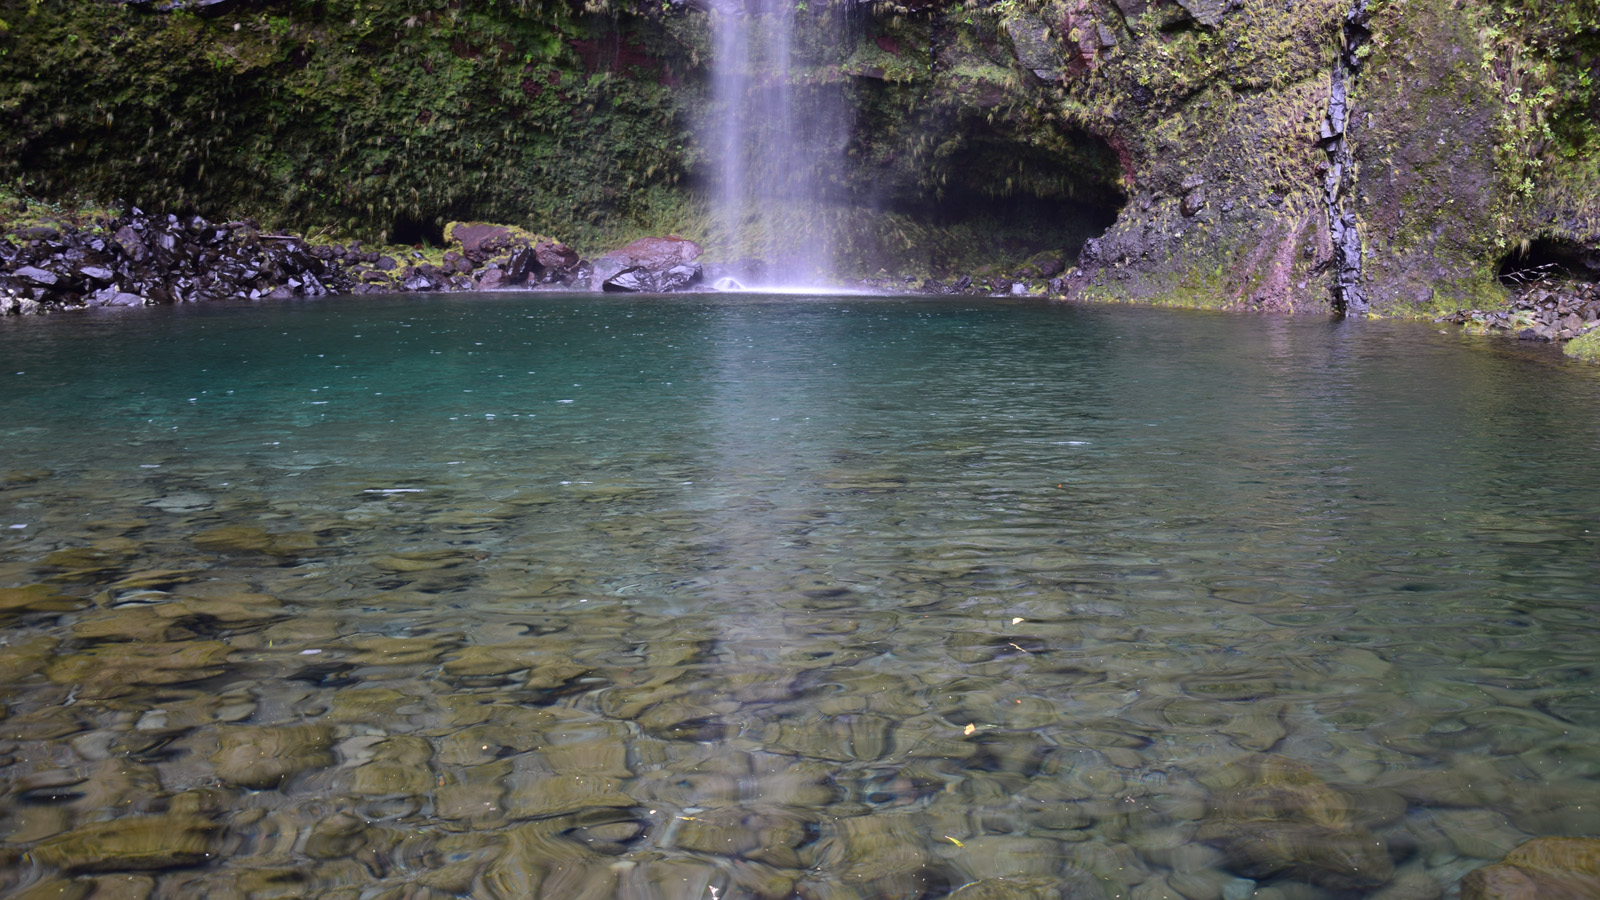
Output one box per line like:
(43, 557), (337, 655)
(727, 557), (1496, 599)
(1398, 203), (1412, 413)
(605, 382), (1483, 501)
(1565, 328), (1600, 363)
(0, 180), (118, 235)
(0, 0), (698, 252)
(1472, 0), (1600, 207)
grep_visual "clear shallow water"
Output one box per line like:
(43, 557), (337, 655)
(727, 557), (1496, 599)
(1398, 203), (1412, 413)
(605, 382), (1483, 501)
(1, 293), (1598, 899)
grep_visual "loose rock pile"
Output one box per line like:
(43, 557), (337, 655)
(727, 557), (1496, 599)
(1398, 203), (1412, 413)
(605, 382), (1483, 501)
(1440, 280), (1600, 342)
(855, 273), (1072, 298)
(0, 209), (354, 314)
(419, 222), (589, 293)
(1, 210), (713, 315)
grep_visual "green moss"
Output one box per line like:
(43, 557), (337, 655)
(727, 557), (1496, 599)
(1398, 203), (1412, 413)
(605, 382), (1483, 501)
(444, 221), (554, 251)
(1564, 328), (1600, 363)
(0, 180), (117, 236)
(1073, 261), (1238, 311)
(0, 1), (698, 246)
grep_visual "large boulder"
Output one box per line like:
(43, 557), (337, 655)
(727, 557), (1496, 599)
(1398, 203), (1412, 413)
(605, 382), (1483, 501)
(610, 235), (702, 270)
(603, 263), (703, 293)
(534, 239), (579, 272)
(498, 239), (579, 286)
(475, 266), (506, 291)
(589, 236), (703, 292)
(448, 222), (516, 257)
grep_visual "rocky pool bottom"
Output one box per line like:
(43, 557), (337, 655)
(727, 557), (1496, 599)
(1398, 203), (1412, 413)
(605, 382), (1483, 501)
(2, 295), (1599, 900)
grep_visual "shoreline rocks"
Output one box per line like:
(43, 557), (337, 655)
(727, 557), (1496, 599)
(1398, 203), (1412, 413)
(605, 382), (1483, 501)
(1, 212), (744, 314)
(10, 207), (1598, 339)
(0, 204), (1105, 315)
(1439, 279), (1600, 343)
(1, 206), (1092, 316)
(1, 208), (354, 314)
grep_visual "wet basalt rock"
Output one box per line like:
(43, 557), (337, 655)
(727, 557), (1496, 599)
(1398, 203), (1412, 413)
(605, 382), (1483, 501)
(1440, 280), (1600, 343)
(0, 208), (355, 314)
(590, 236), (705, 293)
(0, 210), (614, 313)
(444, 222), (587, 291)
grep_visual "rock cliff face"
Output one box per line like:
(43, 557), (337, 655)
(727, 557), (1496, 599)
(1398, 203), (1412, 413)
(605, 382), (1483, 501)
(1, 0), (1594, 314)
(948, 0), (1599, 316)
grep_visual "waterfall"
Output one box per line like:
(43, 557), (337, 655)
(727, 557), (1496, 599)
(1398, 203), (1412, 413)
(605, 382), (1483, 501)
(708, 0), (849, 288)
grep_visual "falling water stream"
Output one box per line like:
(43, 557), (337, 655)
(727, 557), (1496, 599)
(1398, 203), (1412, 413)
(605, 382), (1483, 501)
(708, 0), (849, 287)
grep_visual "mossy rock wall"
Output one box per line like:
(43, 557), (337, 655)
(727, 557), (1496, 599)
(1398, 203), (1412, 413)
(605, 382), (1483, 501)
(1349, 0), (1600, 314)
(917, 0), (1599, 314)
(0, 0), (702, 253)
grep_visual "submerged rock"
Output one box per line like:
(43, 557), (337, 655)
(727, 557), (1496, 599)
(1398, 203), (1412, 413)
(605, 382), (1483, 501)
(191, 524), (317, 556)
(45, 641), (233, 697)
(348, 735), (435, 796)
(213, 724), (336, 789)
(34, 815), (220, 873)
(944, 877), (1063, 900)
(1462, 837), (1600, 900)
(0, 584), (87, 618)
(1198, 755), (1394, 891)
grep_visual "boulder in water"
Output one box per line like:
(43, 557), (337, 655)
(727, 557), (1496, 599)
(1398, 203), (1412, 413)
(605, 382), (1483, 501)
(1462, 837), (1600, 900)
(1197, 755), (1394, 891)
(602, 262), (704, 293)
(589, 256), (629, 292)
(590, 236), (703, 292)
(657, 263), (703, 291)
